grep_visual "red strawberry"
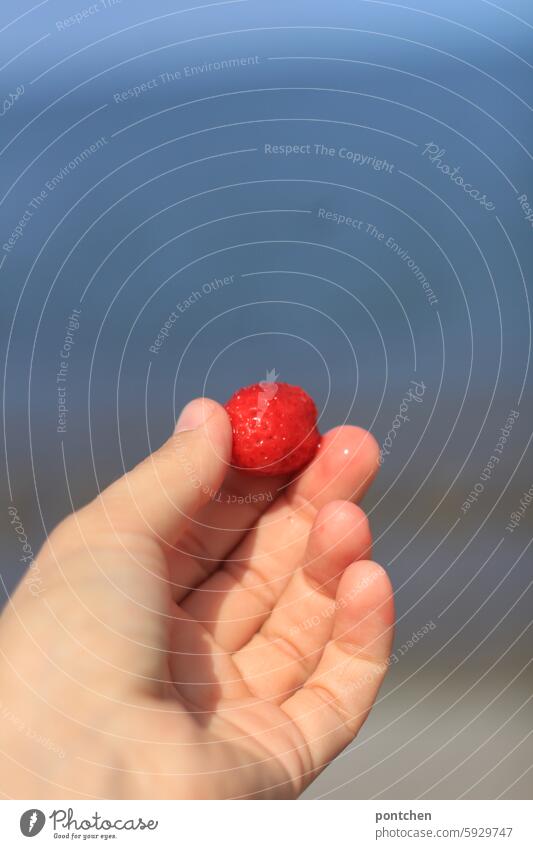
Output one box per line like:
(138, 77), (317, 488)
(224, 382), (321, 476)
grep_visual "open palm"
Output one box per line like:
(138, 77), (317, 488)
(0, 398), (394, 799)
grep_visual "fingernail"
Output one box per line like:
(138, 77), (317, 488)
(175, 398), (216, 433)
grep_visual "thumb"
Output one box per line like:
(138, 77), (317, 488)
(78, 397), (232, 547)
(0, 400), (232, 706)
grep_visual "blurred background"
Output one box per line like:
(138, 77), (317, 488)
(1, 0), (532, 799)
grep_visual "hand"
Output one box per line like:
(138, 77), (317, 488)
(0, 398), (394, 799)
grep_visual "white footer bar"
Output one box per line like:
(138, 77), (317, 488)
(1, 799), (529, 847)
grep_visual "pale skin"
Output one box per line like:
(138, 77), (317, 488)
(0, 398), (395, 799)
